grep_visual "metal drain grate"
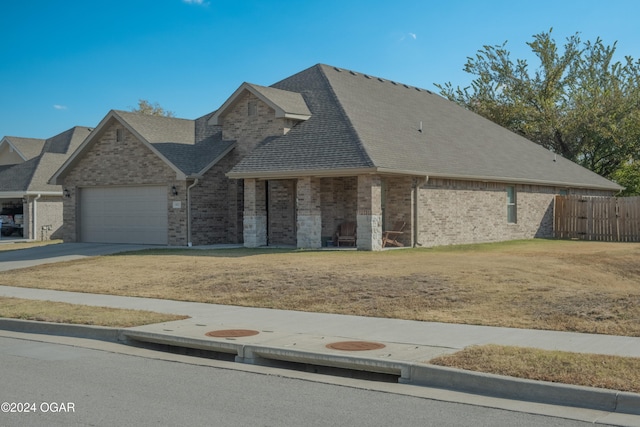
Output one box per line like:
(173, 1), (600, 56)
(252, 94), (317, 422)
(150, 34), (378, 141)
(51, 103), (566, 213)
(205, 329), (260, 338)
(326, 341), (386, 351)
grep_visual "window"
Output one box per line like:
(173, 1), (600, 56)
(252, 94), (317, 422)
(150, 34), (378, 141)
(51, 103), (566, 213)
(248, 101), (257, 117)
(506, 186), (517, 223)
(116, 128), (124, 142)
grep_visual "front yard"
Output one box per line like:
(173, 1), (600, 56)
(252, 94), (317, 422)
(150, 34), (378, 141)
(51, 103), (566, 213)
(1, 239), (639, 336)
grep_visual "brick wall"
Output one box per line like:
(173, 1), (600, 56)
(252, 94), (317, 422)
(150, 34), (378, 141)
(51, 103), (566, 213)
(221, 92), (293, 156)
(189, 154), (243, 245)
(320, 177), (357, 240)
(415, 178), (613, 247)
(296, 177), (322, 248)
(267, 180), (296, 245)
(382, 176), (413, 246)
(62, 121), (184, 244)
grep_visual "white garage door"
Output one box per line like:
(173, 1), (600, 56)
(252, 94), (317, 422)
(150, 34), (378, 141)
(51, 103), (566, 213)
(80, 186), (168, 244)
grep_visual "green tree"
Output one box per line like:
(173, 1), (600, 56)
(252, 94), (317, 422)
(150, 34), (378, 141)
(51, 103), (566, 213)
(611, 160), (640, 196)
(130, 99), (175, 117)
(436, 29), (640, 194)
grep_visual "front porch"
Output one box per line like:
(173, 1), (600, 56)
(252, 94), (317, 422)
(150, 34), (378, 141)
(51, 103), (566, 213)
(242, 175), (417, 251)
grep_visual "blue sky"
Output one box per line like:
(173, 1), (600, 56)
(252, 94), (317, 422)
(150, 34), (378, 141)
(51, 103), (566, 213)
(2, 0), (640, 138)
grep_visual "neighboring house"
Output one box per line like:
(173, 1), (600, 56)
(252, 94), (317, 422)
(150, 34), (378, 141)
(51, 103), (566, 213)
(0, 127), (91, 240)
(51, 64), (622, 249)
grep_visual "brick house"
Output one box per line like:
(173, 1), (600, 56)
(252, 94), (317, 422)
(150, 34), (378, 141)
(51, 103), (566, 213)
(0, 126), (91, 240)
(51, 64), (622, 249)
(51, 110), (237, 245)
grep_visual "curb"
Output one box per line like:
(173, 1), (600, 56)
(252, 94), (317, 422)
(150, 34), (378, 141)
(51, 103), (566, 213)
(3, 319), (640, 416)
(403, 364), (640, 415)
(121, 328), (640, 416)
(0, 318), (122, 343)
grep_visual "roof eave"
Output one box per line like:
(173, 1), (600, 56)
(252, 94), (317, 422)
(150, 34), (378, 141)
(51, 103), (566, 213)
(281, 112), (311, 121)
(227, 166), (621, 191)
(0, 191), (62, 198)
(422, 171), (623, 191)
(227, 167), (378, 180)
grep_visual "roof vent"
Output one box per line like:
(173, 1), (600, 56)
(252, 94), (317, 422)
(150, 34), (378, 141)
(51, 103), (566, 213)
(391, 81), (398, 85)
(334, 67), (342, 72)
(378, 78), (385, 82)
(403, 84), (410, 88)
(364, 74), (372, 79)
(349, 71), (358, 76)
(415, 87), (421, 92)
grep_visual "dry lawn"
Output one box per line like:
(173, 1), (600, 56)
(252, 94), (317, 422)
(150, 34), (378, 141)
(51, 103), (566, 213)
(429, 345), (640, 393)
(1, 239), (639, 336)
(0, 297), (187, 327)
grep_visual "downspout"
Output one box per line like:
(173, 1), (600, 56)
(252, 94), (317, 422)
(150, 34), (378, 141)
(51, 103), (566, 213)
(33, 193), (42, 241)
(413, 177), (428, 247)
(186, 179), (199, 247)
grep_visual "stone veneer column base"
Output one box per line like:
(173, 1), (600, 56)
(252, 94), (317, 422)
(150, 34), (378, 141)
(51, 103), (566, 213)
(357, 214), (382, 251)
(243, 215), (267, 248)
(297, 214), (322, 249)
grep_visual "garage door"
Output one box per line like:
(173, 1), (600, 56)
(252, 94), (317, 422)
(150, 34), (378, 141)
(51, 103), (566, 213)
(80, 186), (168, 244)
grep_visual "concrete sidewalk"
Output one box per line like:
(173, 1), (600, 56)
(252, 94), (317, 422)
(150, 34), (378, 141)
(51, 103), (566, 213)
(1, 285), (639, 357)
(1, 284), (640, 419)
(0, 242), (157, 271)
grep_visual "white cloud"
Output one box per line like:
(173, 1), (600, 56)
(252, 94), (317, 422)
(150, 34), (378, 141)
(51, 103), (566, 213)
(53, 104), (68, 110)
(183, 0), (206, 4)
(399, 32), (418, 42)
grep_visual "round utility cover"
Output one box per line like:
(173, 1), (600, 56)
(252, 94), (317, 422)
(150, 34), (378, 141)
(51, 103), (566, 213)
(326, 341), (386, 351)
(205, 329), (260, 338)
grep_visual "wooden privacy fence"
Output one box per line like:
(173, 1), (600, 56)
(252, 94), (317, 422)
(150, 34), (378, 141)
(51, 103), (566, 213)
(554, 195), (640, 242)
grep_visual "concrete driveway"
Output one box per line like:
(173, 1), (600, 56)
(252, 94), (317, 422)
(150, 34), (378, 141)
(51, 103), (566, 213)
(0, 243), (156, 272)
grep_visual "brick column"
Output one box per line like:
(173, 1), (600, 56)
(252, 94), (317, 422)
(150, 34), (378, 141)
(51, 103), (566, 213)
(296, 177), (322, 249)
(243, 179), (267, 247)
(357, 175), (382, 251)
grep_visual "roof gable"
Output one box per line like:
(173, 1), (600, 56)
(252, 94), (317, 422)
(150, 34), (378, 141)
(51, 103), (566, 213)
(51, 110), (233, 184)
(0, 136), (46, 163)
(208, 82), (311, 125)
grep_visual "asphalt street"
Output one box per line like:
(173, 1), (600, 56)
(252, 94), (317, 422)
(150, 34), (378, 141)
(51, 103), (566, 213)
(0, 335), (620, 427)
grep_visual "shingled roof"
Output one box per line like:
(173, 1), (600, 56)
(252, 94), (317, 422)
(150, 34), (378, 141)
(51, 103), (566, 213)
(2, 136), (47, 161)
(0, 126), (92, 194)
(229, 64), (621, 191)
